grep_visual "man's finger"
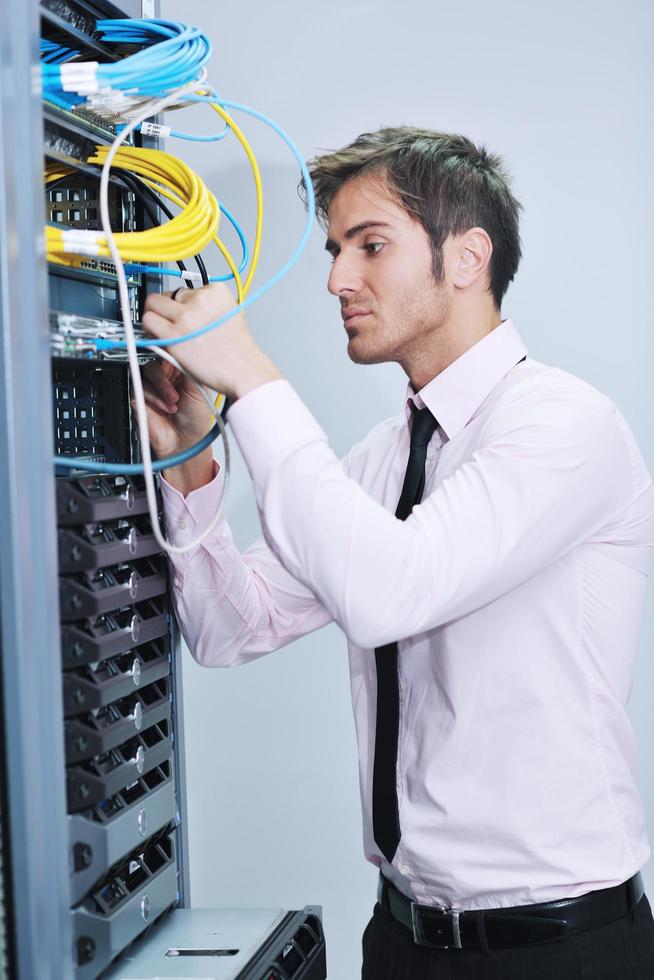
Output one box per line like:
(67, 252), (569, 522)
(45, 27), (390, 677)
(143, 359), (180, 388)
(141, 307), (177, 339)
(142, 364), (180, 406)
(143, 291), (190, 321)
(141, 380), (177, 415)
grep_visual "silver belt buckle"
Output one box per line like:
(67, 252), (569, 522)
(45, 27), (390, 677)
(451, 909), (463, 949)
(410, 903), (463, 949)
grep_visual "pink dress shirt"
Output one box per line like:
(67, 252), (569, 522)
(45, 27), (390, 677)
(161, 319), (654, 911)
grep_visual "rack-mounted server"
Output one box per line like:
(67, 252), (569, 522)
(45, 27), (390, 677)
(0, 2), (327, 978)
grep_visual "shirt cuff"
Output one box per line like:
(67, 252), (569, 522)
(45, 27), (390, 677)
(159, 459), (224, 548)
(227, 379), (328, 491)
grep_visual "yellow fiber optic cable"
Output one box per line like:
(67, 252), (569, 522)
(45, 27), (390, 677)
(46, 159), (243, 301)
(136, 170), (243, 413)
(135, 175), (244, 304)
(45, 154), (242, 413)
(45, 146), (220, 263)
(205, 99), (263, 296)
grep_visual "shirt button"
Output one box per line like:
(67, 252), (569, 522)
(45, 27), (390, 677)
(398, 864), (411, 876)
(173, 578), (182, 589)
(177, 520), (187, 530)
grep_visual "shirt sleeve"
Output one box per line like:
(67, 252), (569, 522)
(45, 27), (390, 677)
(227, 378), (645, 650)
(160, 460), (332, 667)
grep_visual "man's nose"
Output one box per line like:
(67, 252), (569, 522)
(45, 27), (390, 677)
(327, 254), (364, 297)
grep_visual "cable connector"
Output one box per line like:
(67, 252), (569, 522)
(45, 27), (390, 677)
(140, 122), (171, 138)
(60, 61), (99, 94)
(61, 229), (102, 256)
(123, 263), (203, 284)
(86, 87), (135, 114)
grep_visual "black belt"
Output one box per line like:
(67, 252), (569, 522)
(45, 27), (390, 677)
(377, 871), (644, 950)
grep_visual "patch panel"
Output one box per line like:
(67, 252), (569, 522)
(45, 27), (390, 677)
(46, 176), (132, 233)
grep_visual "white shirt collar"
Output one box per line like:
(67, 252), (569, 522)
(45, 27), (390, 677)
(406, 319), (528, 440)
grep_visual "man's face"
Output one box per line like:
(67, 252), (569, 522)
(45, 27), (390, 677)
(325, 174), (452, 370)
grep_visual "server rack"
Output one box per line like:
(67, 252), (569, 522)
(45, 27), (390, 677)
(0, 3), (327, 978)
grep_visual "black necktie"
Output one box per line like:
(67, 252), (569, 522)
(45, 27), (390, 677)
(372, 404), (438, 862)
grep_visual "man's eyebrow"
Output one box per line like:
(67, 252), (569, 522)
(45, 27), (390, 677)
(325, 221), (393, 252)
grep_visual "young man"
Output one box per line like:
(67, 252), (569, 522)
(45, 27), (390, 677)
(141, 128), (654, 978)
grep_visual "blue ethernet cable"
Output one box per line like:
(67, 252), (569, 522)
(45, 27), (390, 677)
(53, 423), (220, 474)
(94, 20), (212, 93)
(95, 20), (212, 87)
(123, 119), (230, 141)
(212, 202), (249, 278)
(131, 115), (231, 142)
(167, 128), (229, 142)
(42, 20), (212, 98)
(40, 39), (78, 64)
(95, 97), (315, 353)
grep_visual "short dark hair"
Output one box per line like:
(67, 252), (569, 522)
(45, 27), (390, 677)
(302, 127), (523, 308)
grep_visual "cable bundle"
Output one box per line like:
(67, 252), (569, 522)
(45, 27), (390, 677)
(41, 19), (211, 106)
(47, 19), (317, 557)
(45, 144), (220, 265)
(40, 38), (79, 64)
(95, 19), (211, 90)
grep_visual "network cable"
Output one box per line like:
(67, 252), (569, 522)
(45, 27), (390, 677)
(55, 82), (236, 557)
(50, 32), (315, 556)
(42, 20), (211, 100)
(128, 95), (265, 298)
(40, 39), (79, 64)
(46, 145), (222, 265)
(94, 147), (244, 299)
(45, 160), (245, 291)
(82, 91), (314, 560)
(45, 86), (262, 294)
(54, 424), (221, 475)
(94, 94), (315, 354)
(116, 170), (208, 285)
(99, 84), (230, 555)
(125, 201), (248, 284)
(136, 118), (231, 143)
(45, 166), (199, 285)
(127, 92), (264, 297)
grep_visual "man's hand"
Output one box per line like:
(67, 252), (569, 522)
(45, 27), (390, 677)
(141, 283), (283, 400)
(137, 357), (216, 495)
(141, 358), (213, 460)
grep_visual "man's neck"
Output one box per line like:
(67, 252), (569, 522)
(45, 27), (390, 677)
(403, 307), (503, 391)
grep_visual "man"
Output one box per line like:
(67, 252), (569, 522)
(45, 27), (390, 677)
(141, 128), (654, 978)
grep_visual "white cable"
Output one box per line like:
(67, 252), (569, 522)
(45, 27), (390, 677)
(98, 79), (230, 556)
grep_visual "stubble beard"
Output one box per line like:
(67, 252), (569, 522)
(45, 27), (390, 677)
(346, 289), (451, 368)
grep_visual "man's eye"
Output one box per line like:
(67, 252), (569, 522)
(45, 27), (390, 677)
(364, 242), (385, 255)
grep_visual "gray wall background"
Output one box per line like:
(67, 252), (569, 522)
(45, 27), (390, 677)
(166, 2), (654, 976)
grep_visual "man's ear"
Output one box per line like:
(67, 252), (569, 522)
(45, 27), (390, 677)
(450, 228), (493, 290)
